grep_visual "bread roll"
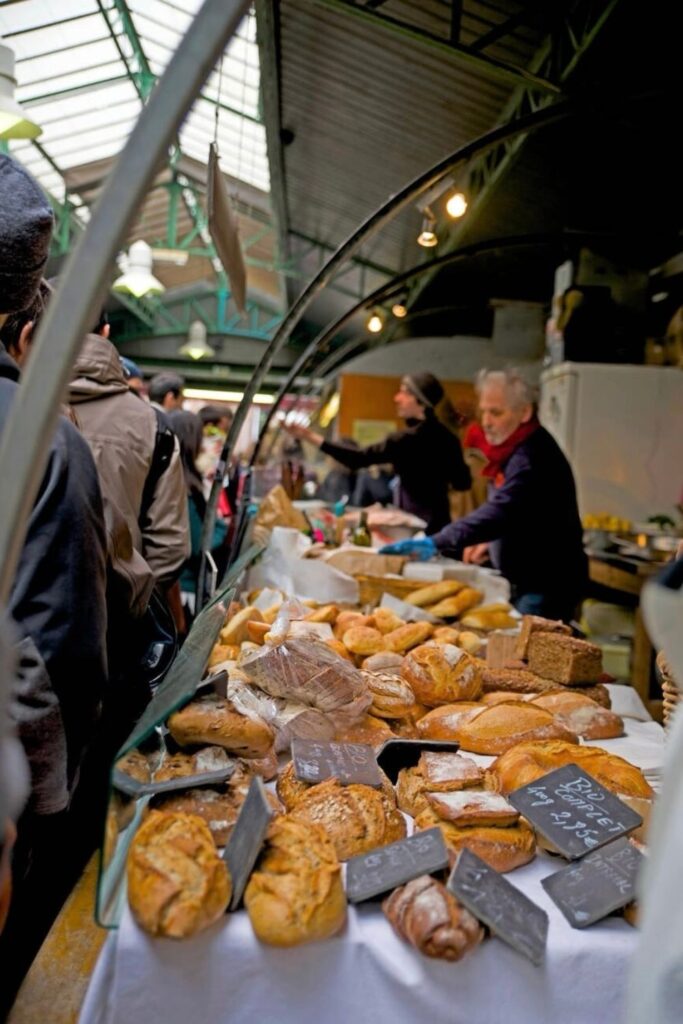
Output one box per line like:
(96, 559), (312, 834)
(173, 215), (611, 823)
(246, 620), (270, 644)
(515, 615), (571, 660)
(116, 749), (151, 784)
(402, 643), (482, 707)
(220, 606), (265, 646)
(455, 631), (484, 655)
(459, 609), (517, 631)
(405, 580), (466, 607)
(432, 626), (461, 645)
(324, 638), (355, 661)
(384, 621), (434, 653)
(415, 808), (536, 872)
(528, 690), (623, 739)
(167, 694), (275, 758)
(305, 604), (339, 624)
(333, 612), (370, 639)
(209, 642), (240, 667)
(527, 632), (602, 684)
(127, 811), (231, 938)
(288, 778), (406, 860)
(454, 702), (578, 755)
(372, 608), (406, 635)
(383, 875), (484, 960)
(428, 589), (483, 620)
(245, 817), (346, 946)
(361, 651), (405, 673)
(342, 625), (386, 656)
(486, 739), (654, 799)
(425, 790), (519, 827)
(416, 703), (485, 740)
(363, 671), (417, 718)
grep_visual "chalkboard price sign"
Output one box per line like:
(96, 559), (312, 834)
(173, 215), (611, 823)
(346, 827), (449, 903)
(223, 775), (274, 911)
(542, 836), (643, 928)
(292, 739), (382, 788)
(508, 764), (642, 860)
(447, 848), (549, 966)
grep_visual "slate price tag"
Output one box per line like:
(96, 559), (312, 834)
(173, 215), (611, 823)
(292, 739), (382, 788)
(507, 764), (642, 860)
(375, 739), (460, 784)
(542, 836), (643, 928)
(112, 765), (234, 798)
(346, 827), (449, 903)
(223, 775), (274, 911)
(448, 848), (548, 966)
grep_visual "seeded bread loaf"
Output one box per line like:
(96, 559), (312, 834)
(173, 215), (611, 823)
(526, 632), (603, 684)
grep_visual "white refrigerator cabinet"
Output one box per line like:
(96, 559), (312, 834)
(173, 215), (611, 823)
(539, 362), (683, 522)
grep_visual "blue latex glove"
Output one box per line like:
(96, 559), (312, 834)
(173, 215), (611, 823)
(379, 537), (437, 561)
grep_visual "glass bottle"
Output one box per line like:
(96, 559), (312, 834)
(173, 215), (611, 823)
(352, 509), (372, 547)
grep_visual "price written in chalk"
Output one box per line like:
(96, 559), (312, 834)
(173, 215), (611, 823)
(292, 739), (383, 788)
(346, 827), (449, 903)
(508, 764), (642, 860)
(542, 836), (644, 928)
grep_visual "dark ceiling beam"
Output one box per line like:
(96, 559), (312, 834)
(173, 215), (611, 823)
(450, 0), (463, 44)
(312, 0), (562, 95)
(471, 3), (544, 51)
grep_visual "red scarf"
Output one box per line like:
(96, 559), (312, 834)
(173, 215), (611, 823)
(471, 417), (540, 480)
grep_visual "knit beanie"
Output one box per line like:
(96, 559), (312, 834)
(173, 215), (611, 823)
(0, 155), (54, 315)
(402, 372), (444, 409)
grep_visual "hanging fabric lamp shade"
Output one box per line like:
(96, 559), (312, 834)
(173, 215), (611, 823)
(0, 40), (42, 140)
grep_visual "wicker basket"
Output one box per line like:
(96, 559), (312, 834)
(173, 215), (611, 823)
(657, 651), (681, 729)
(355, 574), (421, 608)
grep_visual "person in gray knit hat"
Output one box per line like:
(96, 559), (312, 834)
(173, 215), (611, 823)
(284, 370), (470, 534)
(0, 155), (53, 316)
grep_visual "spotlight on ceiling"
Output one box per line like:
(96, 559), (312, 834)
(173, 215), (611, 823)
(366, 309), (384, 334)
(179, 320), (215, 361)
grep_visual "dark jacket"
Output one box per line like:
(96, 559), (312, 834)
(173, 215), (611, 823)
(321, 415), (471, 534)
(0, 352), (108, 808)
(432, 426), (587, 605)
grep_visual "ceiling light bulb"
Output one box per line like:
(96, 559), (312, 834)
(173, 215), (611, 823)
(112, 240), (165, 298)
(417, 216), (438, 248)
(391, 300), (408, 318)
(0, 40), (42, 139)
(446, 191), (468, 218)
(366, 310), (384, 333)
(179, 320), (215, 361)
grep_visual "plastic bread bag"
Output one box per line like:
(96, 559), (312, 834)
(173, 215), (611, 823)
(239, 633), (371, 715)
(225, 674), (339, 753)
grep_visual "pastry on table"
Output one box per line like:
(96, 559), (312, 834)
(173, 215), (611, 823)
(127, 811), (231, 938)
(342, 626), (386, 656)
(404, 580), (466, 608)
(416, 702), (485, 740)
(424, 790), (519, 828)
(363, 671), (417, 718)
(384, 621), (434, 654)
(372, 608), (406, 635)
(453, 702), (578, 755)
(515, 614), (571, 660)
(245, 817), (346, 946)
(427, 588), (483, 619)
(415, 807), (536, 872)
(528, 690), (623, 740)
(383, 875), (485, 961)
(402, 643), (482, 706)
(526, 632), (603, 684)
(485, 739), (655, 800)
(288, 778), (406, 860)
(167, 694), (275, 758)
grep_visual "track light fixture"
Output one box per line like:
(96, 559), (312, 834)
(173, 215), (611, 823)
(417, 208), (438, 248)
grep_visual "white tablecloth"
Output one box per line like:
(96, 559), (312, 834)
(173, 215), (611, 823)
(79, 691), (662, 1024)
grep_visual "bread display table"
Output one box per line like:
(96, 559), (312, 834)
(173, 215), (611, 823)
(78, 686), (660, 1024)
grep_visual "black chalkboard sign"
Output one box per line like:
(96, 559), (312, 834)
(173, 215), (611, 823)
(346, 827), (449, 903)
(507, 764), (642, 860)
(112, 764), (234, 798)
(447, 848), (548, 966)
(375, 739), (460, 784)
(292, 739), (382, 788)
(223, 775), (274, 911)
(542, 836), (643, 928)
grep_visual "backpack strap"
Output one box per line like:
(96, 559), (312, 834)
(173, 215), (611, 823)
(139, 407), (175, 530)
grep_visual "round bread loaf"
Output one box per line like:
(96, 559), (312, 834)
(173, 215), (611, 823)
(276, 760), (397, 812)
(485, 739), (654, 799)
(361, 651), (405, 673)
(383, 875), (485, 960)
(363, 671), (417, 719)
(244, 817), (346, 946)
(402, 643), (482, 706)
(288, 778), (406, 860)
(127, 811), (231, 938)
(342, 626), (386, 656)
(167, 694), (274, 758)
(453, 702), (578, 755)
(415, 807), (536, 872)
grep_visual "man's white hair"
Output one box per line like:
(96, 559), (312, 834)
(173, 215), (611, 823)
(474, 367), (537, 411)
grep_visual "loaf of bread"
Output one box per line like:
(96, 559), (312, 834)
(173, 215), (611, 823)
(425, 790), (519, 827)
(415, 808), (536, 872)
(288, 778), (406, 860)
(234, 749), (279, 781)
(155, 746), (234, 781)
(167, 694), (275, 758)
(384, 621), (434, 653)
(325, 638), (354, 662)
(486, 739), (654, 799)
(127, 811), (232, 938)
(574, 683), (611, 708)
(363, 671), (417, 718)
(219, 606), (265, 646)
(402, 643), (482, 706)
(454, 631), (484, 655)
(208, 642), (240, 667)
(150, 788), (240, 846)
(372, 608), (406, 635)
(361, 651), (405, 673)
(515, 614), (571, 660)
(453, 702), (578, 755)
(427, 588), (483, 620)
(396, 753), (482, 816)
(527, 632), (603, 684)
(459, 608), (517, 631)
(244, 817), (346, 946)
(431, 626), (461, 645)
(404, 580), (466, 607)
(528, 691), (623, 739)
(334, 714), (395, 748)
(416, 702), (485, 740)
(481, 665), (560, 694)
(246, 620), (270, 644)
(116, 749), (151, 784)
(342, 626), (386, 656)
(383, 875), (485, 960)
(276, 759), (396, 811)
(333, 611), (371, 639)
(304, 604), (339, 624)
